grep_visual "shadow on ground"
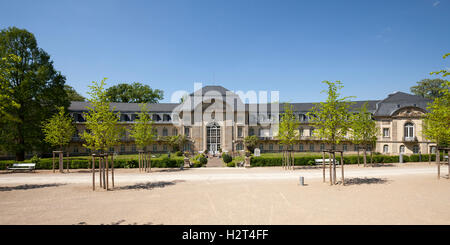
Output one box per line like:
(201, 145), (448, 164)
(340, 177), (389, 186)
(156, 168), (192, 173)
(117, 180), (185, 191)
(0, 183), (65, 191)
(370, 163), (395, 168)
(76, 220), (162, 225)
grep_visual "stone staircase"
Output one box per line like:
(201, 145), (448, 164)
(206, 156), (225, 167)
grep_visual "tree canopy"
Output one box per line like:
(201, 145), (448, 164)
(306, 81), (354, 147)
(244, 135), (259, 153)
(82, 78), (122, 153)
(0, 27), (69, 160)
(278, 103), (300, 147)
(350, 102), (379, 148)
(106, 82), (163, 103)
(42, 106), (76, 150)
(0, 54), (21, 122)
(64, 85), (85, 101)
(128, 103), (156, 150)
(422, 53), (450, 147)
(410, 78), (449, 100)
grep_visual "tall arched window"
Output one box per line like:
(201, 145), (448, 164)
(383, 145), (389, 153)
(404, 123), (414, 140)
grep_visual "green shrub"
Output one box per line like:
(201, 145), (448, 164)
(175, 151), (183, 157)
(222, 153), (232, 163)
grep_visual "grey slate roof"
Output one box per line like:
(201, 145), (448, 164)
(68, 101), (179, 112)
(373, 92), (432, 116)
(189, 85), (233, 96)
(68, 88), (429, 115)
(245, 100), (380, 113)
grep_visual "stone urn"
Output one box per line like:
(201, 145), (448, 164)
(244, 156), (251, 168)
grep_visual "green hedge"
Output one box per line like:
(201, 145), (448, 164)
(250, 154), (444, 167)
(0, 157), (184, 170)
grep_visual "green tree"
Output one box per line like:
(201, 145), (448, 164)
(350, 102), (379, 167)
(82, 78), (122, 153)
(278, 103), (300, 170)
(423, 53), (450, 178)
(0, 54), (21, 122)
(106, 82), (163, 103)
(0, 27), (69, 161)
(65, 85), (86, 101)
(42, 106), (76, 151)
(167, 134), (189, 152)
(128, 103), (156, 172)
(307, 80), (354, 184)
(422, 53), (450, 147)
(244, 135), (259, 153)
(410, 78), (449, 99)
(129, 103), (156, 150)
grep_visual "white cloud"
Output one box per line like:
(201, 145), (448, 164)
(433, 1), (440, 7)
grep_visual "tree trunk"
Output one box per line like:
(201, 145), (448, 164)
(333, 152), (336, 185)
(52, 152), (55, 173)
(111, 154), (115, 189)
(370, 147), (373, 165)
(106, 155), (109, 190)
(322, 151), (325, 183)
(148, 151), (152, 173)
(357, 147), (360, 166)
(92, 155), (95, 191)
(363, 147), (367, 167)
(437, 149), (440, 180)
(341, 151), (344, 186)
(99, 157), (102, 188)
(448, 151), (450, 179)
(328, 152), (332, 185)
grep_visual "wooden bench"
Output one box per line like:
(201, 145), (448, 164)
(7, 163), (36, 172)
(314, 159), (340, 165)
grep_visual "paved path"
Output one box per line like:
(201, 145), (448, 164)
(0, 163), (447, 185)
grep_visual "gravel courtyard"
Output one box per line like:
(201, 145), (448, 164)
(0, 163), (449, 225)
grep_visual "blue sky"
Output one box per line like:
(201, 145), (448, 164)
(0, 0), (449, 103)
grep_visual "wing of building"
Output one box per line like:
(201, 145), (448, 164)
(65, 86), (435, 156)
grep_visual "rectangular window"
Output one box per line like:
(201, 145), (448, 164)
(184, 127), (190, 137)
(120, 145), (125, 153)
(309, 144), (314, 152)
(153, 144), (157, 152)
(383, 128), (390, 137)
(163, 145), (167, 152)
(73, 147), (78, 153)
(279, 145), (283, 151)
(173, 128), (178, 136)
(238, 127), (243, 137)
(131, 144), (136, 152)
(343, 144), (347, 152)
(299, 144), (304, 152)
(269, 144), (274, 151)
(320, 144), (325, 151)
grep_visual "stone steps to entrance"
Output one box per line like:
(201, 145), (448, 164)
(206, 157), (224, 167)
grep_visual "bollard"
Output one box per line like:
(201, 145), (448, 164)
(299, 176), (304, 186)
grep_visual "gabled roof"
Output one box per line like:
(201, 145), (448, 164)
(373, 91), (432, 116)
(189, 85), (234, 96)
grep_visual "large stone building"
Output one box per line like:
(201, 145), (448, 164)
(67, 85), (436, 156)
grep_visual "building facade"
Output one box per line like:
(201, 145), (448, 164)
(67, 86), (436, 156)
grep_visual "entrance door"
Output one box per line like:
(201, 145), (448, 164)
(207, 122), (221, 155)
